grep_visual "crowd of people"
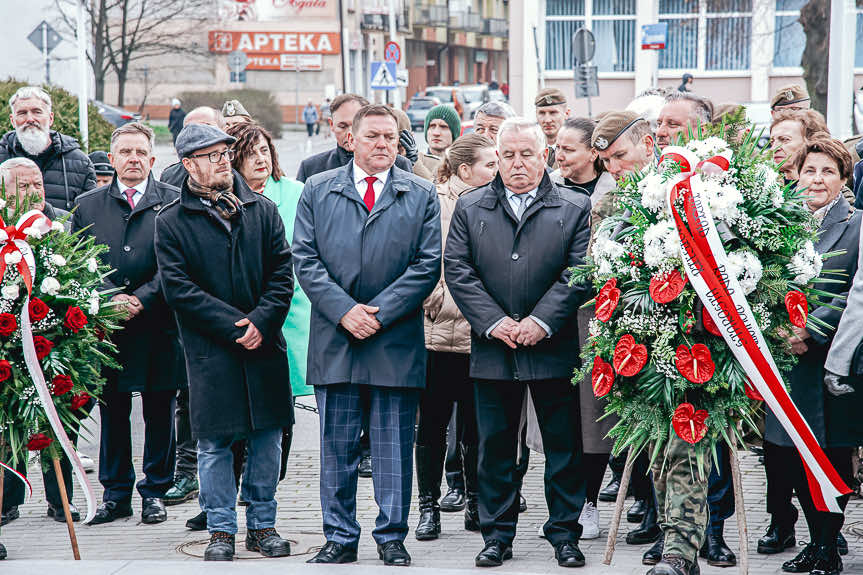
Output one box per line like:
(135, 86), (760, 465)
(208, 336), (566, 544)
(0, 81), (861, 575)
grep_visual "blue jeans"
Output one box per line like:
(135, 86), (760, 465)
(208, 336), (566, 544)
(198, 427), (283, 534)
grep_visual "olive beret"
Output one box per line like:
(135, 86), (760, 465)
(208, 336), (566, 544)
(535, 88), (567, 108)
(591, 110), (644, 151)
(770, 84), (809, 109)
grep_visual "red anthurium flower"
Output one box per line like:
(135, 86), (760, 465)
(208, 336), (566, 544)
(612, 334), (648, 377)
(674, 344), (716, 384)
(595, 279), (620, 322)
(785, 291), (808, 328)
(26, 433), (53, 451)
(591, 356), (614, 398)
(51, 374), (73, 395)
(672, 403), (709, 444)
(649, 270), (687, 304)
(702, 310), (722, 336)
(744, 378), (764, 401)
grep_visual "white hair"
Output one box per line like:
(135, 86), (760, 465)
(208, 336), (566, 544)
(0, 157), (40, 186)
(9, 86), (52, 113)
(496, 117), (546, 153)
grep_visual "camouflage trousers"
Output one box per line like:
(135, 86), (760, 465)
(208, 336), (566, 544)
(651, 433), (709, 563)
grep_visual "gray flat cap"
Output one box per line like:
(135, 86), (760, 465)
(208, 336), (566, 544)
(175, 124), (236, 159)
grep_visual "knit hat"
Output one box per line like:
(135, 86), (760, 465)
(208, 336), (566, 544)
(424, 104), (461, 143)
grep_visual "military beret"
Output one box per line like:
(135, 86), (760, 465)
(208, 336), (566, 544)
(175, 124), (237, 159)
(535, 88), (567, 108)
(221, 99), (251, 119)
(770, 84), (809, 109)
(591, 110), (644, 151)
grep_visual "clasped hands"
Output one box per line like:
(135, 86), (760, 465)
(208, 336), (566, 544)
(779, 325), (810, 356)
(340, 304), (381, 340)
(490, 316), (546, 349)
(111, 294), (143, 319)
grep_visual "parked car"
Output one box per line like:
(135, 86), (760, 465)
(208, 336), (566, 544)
(423, 86), (467, 118)
(488, 89), (507, 102)
(406, 96), (440, 131)
(460, 84), (491, 119)
(93, 100), (141, 127)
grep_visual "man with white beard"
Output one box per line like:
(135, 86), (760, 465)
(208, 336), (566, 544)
(0, 86), (96, 211)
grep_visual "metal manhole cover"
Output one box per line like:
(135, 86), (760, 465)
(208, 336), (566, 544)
(178, 532), (324, 559)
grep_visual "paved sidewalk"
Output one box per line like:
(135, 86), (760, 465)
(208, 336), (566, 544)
(1, 398), (861, 573)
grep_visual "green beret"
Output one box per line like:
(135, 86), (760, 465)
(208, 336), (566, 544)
(770, 84), (809, 109)
(535, 88), (567, 108)
(591, 110), (643, 151)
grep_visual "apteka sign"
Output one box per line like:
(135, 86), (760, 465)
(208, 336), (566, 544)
(209, 31), (340, 55)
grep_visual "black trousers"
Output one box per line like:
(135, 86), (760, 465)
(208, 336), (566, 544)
(99, 390), (176, 502)
(707, 442), (734, 531)
(174, 388), (197, 479)
(583, 453), (609, 505)
(475, 378), (585, 546)
(444, 412), (464, 490)
(609, 449), (653, 500)
(416, 352), (477, 501)
(764, 441), (853, 544)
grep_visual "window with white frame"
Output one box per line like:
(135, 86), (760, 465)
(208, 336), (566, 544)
(857, 0), (863, 67)
(545, 0), (636, 73)
(658, 0), (752, 72)
(773, 0), (806, 69)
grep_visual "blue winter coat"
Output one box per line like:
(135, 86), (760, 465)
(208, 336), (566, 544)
(292, 160), (441, 388)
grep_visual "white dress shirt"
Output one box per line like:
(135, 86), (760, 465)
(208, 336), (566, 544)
(118, 178), (147, 207)
(353, 163), (389, 205)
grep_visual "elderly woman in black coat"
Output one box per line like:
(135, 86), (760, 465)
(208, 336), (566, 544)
(762, 138), (863, 575)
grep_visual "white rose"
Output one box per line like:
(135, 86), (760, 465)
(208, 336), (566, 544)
(0, 199), (7, 210)
(4, 251), (21, 265)
(40, 276), (60, 296)
(88, 295), (100, 315)
(1, 284), (18, 300)
(51, 221), (64, 232)
(49, 254), (66, 267)
(23, 227), (43, 239)
(86, 257), (98, 273)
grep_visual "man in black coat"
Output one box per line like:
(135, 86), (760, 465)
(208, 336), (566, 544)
(155, 124), (294, 561)
(0, 86), (96, 210)
(168, 98), (186, 143)
(72, 123), (184, 527)
(445, 117), (592, 568)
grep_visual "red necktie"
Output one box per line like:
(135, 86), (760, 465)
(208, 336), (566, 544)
(124, 189), (136, 208)
(363, 176), (376, 212)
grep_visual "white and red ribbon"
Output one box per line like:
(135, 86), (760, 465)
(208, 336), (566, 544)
(4, 210), (97, 523)
(661, 147), (851, 513)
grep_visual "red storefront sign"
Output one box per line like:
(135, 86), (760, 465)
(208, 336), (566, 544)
(246, 53), (324, 70)
(209, 31), (340, 54)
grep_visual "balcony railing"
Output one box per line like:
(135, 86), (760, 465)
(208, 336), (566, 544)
(482, 18), (508, 37)
(361, 9), (410, 32)
(413, 4), (448, 27)
(449, 10), (482, 32)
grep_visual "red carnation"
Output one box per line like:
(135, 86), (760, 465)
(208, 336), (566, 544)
(63, 306), (88, 333)
(0, 313), (17, 336)
(70, 391), (91, 411)
(51, 374), (73, 395)
(26, 433), (53, 451)
(28, 298), (49, 322)
(33, 336), (54, 360)
(0, 360), (11, 382)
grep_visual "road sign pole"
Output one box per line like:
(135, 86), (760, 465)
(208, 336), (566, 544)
(387, 0), (401, 109)
(42, 22), (50, 84)
(584, 65), (592, 118)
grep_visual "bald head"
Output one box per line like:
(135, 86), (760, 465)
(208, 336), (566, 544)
(184, 106), (225, 130)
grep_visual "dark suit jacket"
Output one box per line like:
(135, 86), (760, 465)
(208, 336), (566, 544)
(445, 172), (592, 381)
(72, 175), (185, 393)
(296, 145), (413, 183)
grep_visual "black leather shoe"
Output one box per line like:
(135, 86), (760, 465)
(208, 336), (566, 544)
(699, 531), (736, 567)
(464, 491), (480, 531)
(415, 495), (441, 540)
(647, 555), (700, 575)
(628, 499), (648, 523)
(598, 478), (621, 502)
(358, 454), (373, 478)
(378, 540), (411, 566)
(141, 497), (167, 524)
(519, 494), (527, 513)
(476, 539), (512, 567)
(307, 541), (357, 564)
(0, 541), (5, 560)
(626, 498), (660, 545)
(47, 502), (80, 522)
(555, 541), (585, 567)
(246, 527), (291, 557)
(836, 532), (848, 556)
(810, 544), (843, 575)
(0, 506), (19, 526)
(643, 537), (664, 565)
(186, 510), (207, 531)
(88, 500), (133, 525)
(204, 531), (235, 561)
(782, 543), (818, 573)
(757, 522), (796, 554)
(440, 487), (465, 512)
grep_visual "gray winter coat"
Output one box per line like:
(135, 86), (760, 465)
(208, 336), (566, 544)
(292, 160), (441, 389)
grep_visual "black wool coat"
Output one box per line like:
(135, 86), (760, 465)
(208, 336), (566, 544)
(159, 161), (187, 189)
(295, 144), (413, 183)
(766, 197), (863, 448)
(445, 172), (592, 382)
(155, 172), (294, 439)
(0, 130), (97, 210)
(72, 175), (186, 394)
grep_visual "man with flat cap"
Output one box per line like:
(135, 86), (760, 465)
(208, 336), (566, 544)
(535, 88), (570, 169)
(155, 123), (295, 561)
(222, 99), (252, 128)
(770, 84), (810, 117)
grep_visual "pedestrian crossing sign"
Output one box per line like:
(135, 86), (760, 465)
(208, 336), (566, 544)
(370, 61), (398, 91)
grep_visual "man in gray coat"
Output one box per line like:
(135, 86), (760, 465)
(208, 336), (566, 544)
(293, 104), (441, 567)
(445, 117), (591, 568)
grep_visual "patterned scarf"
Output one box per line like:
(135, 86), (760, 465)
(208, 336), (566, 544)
(187, 175), (242, 220)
